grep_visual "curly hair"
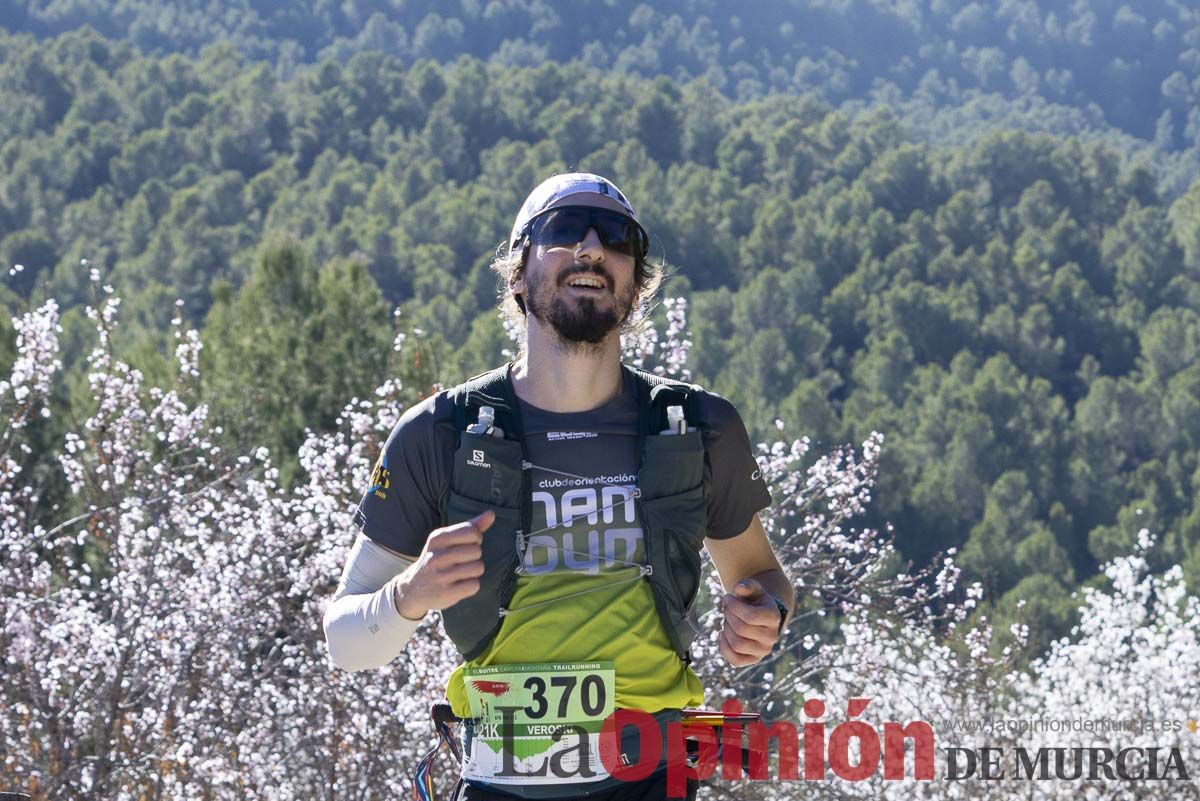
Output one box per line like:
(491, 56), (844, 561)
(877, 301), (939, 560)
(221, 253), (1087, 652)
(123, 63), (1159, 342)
(488, 237), (664, 338)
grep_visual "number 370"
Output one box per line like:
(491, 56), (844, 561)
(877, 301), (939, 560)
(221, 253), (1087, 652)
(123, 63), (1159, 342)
(523, 674), (605, 719)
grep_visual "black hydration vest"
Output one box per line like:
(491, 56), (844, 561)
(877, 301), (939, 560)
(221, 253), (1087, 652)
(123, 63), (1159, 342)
(438, 362), (708, 665)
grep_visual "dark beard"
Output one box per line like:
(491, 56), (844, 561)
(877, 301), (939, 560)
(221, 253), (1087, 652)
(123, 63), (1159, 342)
(541, 294), (621, 344)
(525, 265), (633, 346)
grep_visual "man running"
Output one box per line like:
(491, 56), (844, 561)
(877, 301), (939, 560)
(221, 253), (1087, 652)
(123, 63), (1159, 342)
(324, 172), (794, 800)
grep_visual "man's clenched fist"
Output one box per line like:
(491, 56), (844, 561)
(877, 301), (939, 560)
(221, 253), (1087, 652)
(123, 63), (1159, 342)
(718, 578), (782, 667)
(393, 510), (493, 620)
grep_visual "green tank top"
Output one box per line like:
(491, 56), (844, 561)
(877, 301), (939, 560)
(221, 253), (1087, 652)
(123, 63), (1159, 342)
(445, 372), (704, 716)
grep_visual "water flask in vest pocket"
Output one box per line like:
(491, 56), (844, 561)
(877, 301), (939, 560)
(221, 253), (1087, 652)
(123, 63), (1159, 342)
(466, 405), (505, 438)
(660, 404), (696, 435)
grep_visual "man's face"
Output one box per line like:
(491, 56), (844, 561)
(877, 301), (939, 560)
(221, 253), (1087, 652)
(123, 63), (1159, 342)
(517, 214), (638, 346)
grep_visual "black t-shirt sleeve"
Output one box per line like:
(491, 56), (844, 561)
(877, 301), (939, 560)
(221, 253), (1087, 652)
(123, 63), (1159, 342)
(698, 392), (773, 540)
(352, 393), (454, 557)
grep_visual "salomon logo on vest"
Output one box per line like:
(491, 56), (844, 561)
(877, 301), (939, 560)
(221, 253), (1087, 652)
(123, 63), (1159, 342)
(468, 449), (491, 469)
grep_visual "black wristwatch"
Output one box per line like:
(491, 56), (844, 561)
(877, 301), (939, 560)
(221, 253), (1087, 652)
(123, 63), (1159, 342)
(770, 594), (789, 635)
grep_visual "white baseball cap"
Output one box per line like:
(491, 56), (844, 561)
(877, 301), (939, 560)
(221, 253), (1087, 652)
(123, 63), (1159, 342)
(507, 172), (648, 257)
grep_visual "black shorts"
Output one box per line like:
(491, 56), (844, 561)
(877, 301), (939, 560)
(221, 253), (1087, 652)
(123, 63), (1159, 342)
(453, 773), (699, 801)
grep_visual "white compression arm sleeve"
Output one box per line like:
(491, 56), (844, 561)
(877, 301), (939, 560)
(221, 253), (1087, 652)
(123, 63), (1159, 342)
(323, 532), (423, 672)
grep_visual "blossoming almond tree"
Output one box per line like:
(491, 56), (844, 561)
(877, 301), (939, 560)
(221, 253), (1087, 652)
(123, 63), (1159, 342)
(2, 276), (1197, 800)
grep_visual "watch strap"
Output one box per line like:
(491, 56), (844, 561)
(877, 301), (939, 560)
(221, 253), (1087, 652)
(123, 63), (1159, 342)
(770, 594), (789, 634)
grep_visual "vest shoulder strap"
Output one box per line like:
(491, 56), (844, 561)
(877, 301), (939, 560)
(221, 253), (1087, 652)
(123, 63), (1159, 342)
(623, 366), (703, 438)
(447, 362), (522, 439)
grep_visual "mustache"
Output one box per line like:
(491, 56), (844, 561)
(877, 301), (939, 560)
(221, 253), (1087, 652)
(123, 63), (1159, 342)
(559, 263), (612, 289)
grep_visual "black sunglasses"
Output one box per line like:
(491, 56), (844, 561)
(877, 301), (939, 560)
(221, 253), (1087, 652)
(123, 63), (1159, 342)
(528, 206), (649, 259)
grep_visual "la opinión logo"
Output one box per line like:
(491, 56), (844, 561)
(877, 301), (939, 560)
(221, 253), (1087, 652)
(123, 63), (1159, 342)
(485, 697), (1194, 797)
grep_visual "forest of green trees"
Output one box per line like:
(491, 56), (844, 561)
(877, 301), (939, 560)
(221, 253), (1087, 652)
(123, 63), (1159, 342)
(3, 2), (1200, 654)
(8, 0), (1200, 198)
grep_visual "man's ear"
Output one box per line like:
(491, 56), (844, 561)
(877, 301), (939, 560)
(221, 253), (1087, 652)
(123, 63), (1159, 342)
(511, 241), (529, 313)
(512, 278), (526, 314)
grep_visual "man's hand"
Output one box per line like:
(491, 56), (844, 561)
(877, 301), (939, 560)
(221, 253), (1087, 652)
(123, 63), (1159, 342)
(393, 510), (493, 620)
(718, 578), (782, 667)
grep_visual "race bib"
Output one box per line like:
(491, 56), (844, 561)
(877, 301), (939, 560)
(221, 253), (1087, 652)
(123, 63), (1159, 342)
(461, 662), (616, 785)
